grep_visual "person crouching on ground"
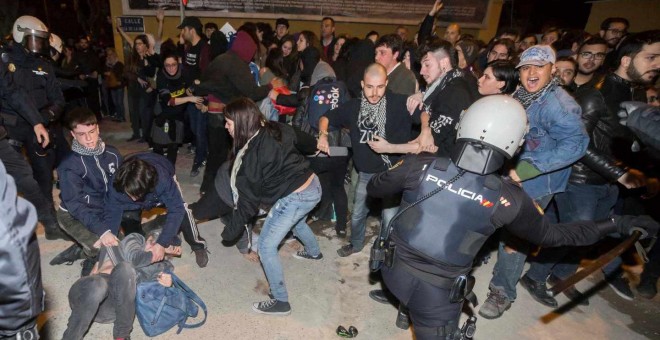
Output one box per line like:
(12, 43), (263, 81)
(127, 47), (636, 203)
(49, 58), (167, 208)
(220, 97), (322, 316)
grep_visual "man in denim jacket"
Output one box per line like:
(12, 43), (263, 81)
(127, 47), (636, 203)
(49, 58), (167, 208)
(479, 45), (589, 319)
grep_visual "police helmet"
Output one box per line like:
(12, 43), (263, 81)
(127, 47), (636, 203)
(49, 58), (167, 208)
(12, 16), (50, 55)
(451, 95), (528, 174)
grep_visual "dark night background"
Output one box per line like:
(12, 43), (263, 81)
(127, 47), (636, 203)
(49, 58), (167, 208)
(0, 0), (603, 45)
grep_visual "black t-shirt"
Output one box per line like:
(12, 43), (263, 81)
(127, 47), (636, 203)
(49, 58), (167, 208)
(324, 92), (419, 173)
(157, 68), (193, 119)
(183, 39), (207, 81)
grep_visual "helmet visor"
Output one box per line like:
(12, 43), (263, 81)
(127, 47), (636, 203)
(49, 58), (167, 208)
(24, 34), (50, 55)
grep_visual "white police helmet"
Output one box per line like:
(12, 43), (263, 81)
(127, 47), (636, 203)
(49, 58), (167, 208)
(452, 95), (528, 174)
(12, 16), (50, 55)
(50, 33), (63, 54)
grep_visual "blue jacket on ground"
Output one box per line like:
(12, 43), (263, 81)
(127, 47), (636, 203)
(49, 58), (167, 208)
(102, 152), (185, 248)
(57, 145), (122, 231)
(519, 86), (589, 199)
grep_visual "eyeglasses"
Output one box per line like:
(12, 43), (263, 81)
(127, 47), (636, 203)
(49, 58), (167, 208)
(607, 28), (626, 36)
(579, 52), (607, 60)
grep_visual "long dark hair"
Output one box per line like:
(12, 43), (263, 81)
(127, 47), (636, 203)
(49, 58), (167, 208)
(299, 30), (325, 61)
(127, 34), (149, 74)
(224, 98), (281, 153)
(265, 48), (288, 79)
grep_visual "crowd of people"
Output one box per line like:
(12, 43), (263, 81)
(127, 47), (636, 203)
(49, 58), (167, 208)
(1, 0), (659, 339)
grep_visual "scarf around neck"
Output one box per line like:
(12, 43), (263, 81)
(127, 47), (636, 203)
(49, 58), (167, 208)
(72, 138), (105, 156)
(230, 130), (260, 207)
(513, 77), (560, 109)
(423, 68), (465, 102)
(358, 92), (391, 168)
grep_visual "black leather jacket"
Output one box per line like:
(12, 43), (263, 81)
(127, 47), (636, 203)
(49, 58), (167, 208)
(568, 82), (627, 185)
(595, 73), (645, 164)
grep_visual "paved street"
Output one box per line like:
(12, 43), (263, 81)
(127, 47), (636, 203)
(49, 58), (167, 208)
(36, 119), (660, 339)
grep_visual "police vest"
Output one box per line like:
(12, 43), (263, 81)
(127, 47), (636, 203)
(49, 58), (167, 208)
(393, 158), (502, 268)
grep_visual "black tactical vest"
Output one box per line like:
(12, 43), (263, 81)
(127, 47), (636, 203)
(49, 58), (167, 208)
(393, 158), (502, 267)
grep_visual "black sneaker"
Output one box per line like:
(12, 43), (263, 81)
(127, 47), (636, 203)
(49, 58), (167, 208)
(50, 244), (84, 265)
(337, 244), (360, 257)
(607, 276), (634, 300)
(81, 256), (97, 277)
(292, 250), (323, 260)
(548, 274), (589, 306)
(194, 249), (209, 268)
(190, 166), (201, 177)
(520, 274), (558, 307)
(251, 298), (291, 315)
(335, 226), (347, 238)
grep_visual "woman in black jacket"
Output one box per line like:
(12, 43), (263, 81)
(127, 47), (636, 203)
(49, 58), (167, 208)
(124, 34), (159, 143)
(155, 54), (203, 165)
(220, 98), (322, 316)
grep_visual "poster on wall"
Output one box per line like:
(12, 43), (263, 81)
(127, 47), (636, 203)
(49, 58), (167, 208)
(123, 0), (492, 27)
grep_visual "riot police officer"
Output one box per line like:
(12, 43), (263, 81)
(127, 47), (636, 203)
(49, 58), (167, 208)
(367, 95), (659, 339)
(4, 17), (65, 201)
(0, 15), (65, 239)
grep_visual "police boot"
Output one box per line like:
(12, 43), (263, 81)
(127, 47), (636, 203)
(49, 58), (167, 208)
(50, 244), (84, 265)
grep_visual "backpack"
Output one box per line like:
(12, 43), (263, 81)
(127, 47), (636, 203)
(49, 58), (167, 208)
(302, 77), (349, 134)
(135, 271), (208, 337)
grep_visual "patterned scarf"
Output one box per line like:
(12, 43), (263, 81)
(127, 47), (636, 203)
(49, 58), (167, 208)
(72, 138), (105, 156)
(513, 77), (560, 109)
(358, 92), (391, 168)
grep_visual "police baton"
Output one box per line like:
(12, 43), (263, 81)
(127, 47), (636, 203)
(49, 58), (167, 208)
(548, 230), (642, 297)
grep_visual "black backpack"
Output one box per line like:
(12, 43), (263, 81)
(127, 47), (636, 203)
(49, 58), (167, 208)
(302, 77), (350, 134)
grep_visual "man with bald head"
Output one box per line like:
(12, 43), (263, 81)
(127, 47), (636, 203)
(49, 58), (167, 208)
(318, 63), (421, 257)
(444, 23), (461, 45)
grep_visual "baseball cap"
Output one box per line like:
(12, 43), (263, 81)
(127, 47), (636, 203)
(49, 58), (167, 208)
(177, 16), (203, 31)
(275, 18), (289, 28)
(516, 45), (556, 68)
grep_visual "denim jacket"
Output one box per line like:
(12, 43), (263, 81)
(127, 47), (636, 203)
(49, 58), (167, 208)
(519, 85), (589, 199)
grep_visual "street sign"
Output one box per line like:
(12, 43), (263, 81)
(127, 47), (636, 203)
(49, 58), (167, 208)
(118, 16), (145, 33)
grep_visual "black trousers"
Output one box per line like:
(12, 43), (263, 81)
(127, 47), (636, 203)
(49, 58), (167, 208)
(382, 259), (463, 340)
(8, 121), (57, 205)
(0, 138), (57, 226)
(153, 143), (178, 166)
(308, 156), (349, 228)
(201, 114), (231, 194)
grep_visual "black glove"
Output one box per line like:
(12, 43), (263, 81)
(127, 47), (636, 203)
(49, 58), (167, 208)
(613, 215), (659, 239)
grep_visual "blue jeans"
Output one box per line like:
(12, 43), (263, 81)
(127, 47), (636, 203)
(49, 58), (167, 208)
(527, 183), (618, 282)
(258, 175), (322, 302)
(489, 194), (553, 301)
(350, 171), (399, 250)
(186, 104), (208, 166)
